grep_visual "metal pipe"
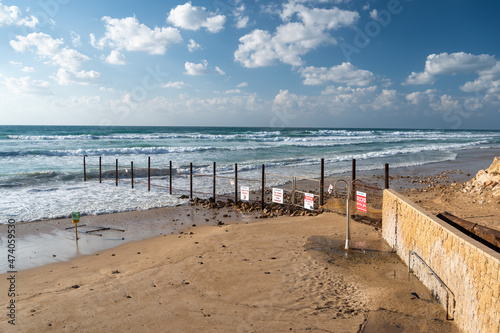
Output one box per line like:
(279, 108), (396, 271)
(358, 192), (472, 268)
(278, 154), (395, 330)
(261, 164), (265, 211)
(320, 158), (324, 206)
(169, 161), (172, 195)
(408, 250), (455, 320)
(351, 158), (356, 200)
(213, 162), (216, 201)
(234, 163), (238, 203)
(131, 161), (134, 189)
(148, 156), (151, 191)
(345, 182), (351, 250)
(190, 162), (193, 200)
(115, 159), (118, 186)
(99, 156), (102, 183)
(385, 163), (390, 189)
(83, 155), (87, 182)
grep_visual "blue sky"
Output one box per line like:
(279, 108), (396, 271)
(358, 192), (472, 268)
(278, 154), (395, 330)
(1, 0), (499, 129)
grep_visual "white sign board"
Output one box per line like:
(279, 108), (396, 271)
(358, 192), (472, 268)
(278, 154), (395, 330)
(356, 191), (367, 213)
(272, 188), (284, 204)
(241, 186), (250, 201)
(304, 193), (314, 210)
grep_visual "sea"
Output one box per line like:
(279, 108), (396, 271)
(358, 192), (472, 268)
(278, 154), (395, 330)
(1, 125), (500, 224)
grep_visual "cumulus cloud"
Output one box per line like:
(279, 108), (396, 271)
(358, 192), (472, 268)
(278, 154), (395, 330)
(105, 50), (126, 65)
(187, 39), (201, 52)
(235, 3), (358, 68)
(162, 81), (191, 89)
(91, 16), (182, 55)
(167, 2), (226, 33)
(1, 75), (51, 95)
(70, 31), (82, 47)
(10, 32), (100, 86)
(234, 3), (249, 29)
(52, 68), (101, 86)
(21, 66), (34, 73)
(0, 2), (38, 28)
(185, 60), (225, 76)
(406, 89), (437, 105)
(404, 52), (496, 85)
(237, 82), (248, 88)
(300, 62), (375, 86)
(10, 33), (89, 71)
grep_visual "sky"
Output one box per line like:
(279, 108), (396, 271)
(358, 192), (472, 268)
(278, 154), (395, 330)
(0, 0), (500, 129)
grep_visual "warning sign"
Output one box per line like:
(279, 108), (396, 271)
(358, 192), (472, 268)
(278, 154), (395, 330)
(272, 188), (284, 204)
(241, 186), (250, 201)
(356, 191), (367, 213)
(304, 193), (314, 210)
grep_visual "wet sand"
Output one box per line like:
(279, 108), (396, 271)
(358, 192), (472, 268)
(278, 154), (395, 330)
(0, 213), (458, 332)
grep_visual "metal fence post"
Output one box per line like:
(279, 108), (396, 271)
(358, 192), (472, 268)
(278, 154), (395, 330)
(131, 161), (134, 189)
(190, 162), (193, 200)
(261, 164), (265, 210)
(99, 156), (102, 183)
(83, 155), (87, 182)
(234, 163), (238, 203)
(320, 158), (324, 206)
(148, 156), (151, 191)
(213, 162), (216, 201)
(169, 160), (172, 195)
(115, 159), (118, 186)
(385, 163), (390, 189)
(352, 158), (356, 198)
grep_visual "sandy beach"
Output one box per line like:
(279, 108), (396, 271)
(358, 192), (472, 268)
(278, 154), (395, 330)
(2, 151), (500, 332)
(1, 212), (459, 332)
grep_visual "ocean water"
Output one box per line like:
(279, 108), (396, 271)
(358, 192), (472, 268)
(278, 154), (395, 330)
(1, 125), (499, 223)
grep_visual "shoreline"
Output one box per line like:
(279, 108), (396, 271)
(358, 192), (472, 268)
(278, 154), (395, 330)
(1, 147), (498, 273)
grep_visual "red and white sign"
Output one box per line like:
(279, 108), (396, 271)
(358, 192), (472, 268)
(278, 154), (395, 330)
(241, 186), (250, 201)
(304, 193), (314, 210)
(272, 188), (284, 204)
(356, 191), (367, 213)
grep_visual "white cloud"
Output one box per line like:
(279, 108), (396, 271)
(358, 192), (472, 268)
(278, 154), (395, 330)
(9, 61), (22, 67)
(235, 3), (358, 68)
(300, 62), (375, 86)
(372, 89), (401, 110)
(71, 31), (82, 47)
(162, 81), (191, 89)
(225, 89), (242, 94)
(404, 52), (497, 85)
(10, 33), (90, 71)
(92, 16), (182, 55)
(0, 2), (38, 28)
(1, 75), (51, 95)
(21, 66), (34, 73)
(52, 68), (101, 86)
(430, 94), (460, 112)
(187, 39), (201, 52)
(105, 50), (126, 65)
(406, 89), (437, 105)
(403, 71), (435, 85)
(237, 82), (248, 88)
(460, 61), (500, 96)
(185, 60), (225, 76)
(369, 9), (378, 20)
(167, 2), (226, 33)
(234, 3), (249, 29)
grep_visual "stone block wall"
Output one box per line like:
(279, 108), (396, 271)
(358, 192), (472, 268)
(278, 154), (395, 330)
(383, 189), (500, 333)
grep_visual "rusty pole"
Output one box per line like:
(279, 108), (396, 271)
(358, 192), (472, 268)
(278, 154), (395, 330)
(115, 159), (118, 186)
(83, 155), (87, 182)
(131, 161), (134, 189)
(148, 156), (151, 191)
(234, 163), (238, 203)
(261, 164), (265, 211)
(385, 163), (389, 189)
(190, 163), (193, 200)
(213, 162), (216, 201)
(169, 161), (172, 195)
(320, 158), (324, 206)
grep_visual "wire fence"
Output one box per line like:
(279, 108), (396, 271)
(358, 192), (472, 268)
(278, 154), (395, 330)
(83, 156), (389, 218)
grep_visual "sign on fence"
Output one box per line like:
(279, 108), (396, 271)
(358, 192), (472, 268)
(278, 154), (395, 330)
(304, 193), (314, 210)
(356, 191), (367, 212)
(273, 188), (284, 204)
(241, 186), (250, 201)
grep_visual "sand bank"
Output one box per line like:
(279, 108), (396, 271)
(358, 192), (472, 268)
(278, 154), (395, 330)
(0, 213), (458, 332)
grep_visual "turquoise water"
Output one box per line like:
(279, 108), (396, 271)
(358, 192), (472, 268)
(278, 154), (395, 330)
(1, 126), (499, 222)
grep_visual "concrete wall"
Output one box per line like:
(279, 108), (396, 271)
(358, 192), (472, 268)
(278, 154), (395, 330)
(383, 189), (500, 333)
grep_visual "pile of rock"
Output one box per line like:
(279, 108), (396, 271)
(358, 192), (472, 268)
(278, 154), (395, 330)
(464, 157), (500, 197)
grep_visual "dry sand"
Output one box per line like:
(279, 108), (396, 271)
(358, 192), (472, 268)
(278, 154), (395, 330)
(1, 212), (458, 333)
